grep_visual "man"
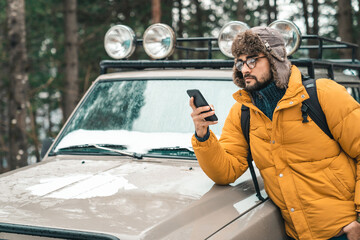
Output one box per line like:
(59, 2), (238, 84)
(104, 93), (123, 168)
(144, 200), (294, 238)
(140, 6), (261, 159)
(189, 26), (360, 240)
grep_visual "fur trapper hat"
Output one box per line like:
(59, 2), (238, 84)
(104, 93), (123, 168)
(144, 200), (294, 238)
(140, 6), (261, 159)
(231, 26), (291, 89)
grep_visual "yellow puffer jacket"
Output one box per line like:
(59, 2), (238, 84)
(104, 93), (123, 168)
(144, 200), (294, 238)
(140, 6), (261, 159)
(192, 66), (360, 240)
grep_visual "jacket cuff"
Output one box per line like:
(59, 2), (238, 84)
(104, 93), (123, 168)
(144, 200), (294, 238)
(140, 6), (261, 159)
(194, 127), (210, 142)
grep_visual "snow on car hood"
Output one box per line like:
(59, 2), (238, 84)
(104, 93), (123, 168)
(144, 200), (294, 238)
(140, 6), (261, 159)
(54, 130), (204, 153)
(0, 157), (262, 239)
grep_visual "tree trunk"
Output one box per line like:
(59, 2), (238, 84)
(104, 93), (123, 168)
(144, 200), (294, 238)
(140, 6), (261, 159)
(7, 0), (29, 169)
(301, 0), (310, 34)
(357, 0), (360, 59)
(28, 102), (40, 162)
(337, 0), (354, 59)
(177, 0), (183, 36)
(0, 104), (8, 172)
(312, 0), (319, 35)
(0, 25), (7, 173)
(162, 0), (173, 27)
(265, 0), (272, 25)
(152, 0), (161, 24)
(63, 0), (79, 120)
(301, 0), (317, 58)
(122, 0), (131, 24)
(193, 0), (206, 58)
(308, 0), (320, 58)
(237, 0), (246, 22)
(273, 0), (278, 20)
(176, 0), (184, 59)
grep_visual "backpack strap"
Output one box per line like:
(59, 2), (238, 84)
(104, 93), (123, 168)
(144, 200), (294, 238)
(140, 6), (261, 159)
(241, 105), (266, 202)
(301, 76), (334, 139)
(240, 105), (250, 144)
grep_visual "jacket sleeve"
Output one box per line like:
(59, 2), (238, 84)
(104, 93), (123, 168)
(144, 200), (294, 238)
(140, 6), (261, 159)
(317, 79), (360, 211)
(192, 102), (249, 185)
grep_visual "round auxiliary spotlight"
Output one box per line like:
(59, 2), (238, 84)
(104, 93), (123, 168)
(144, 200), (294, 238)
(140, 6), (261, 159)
(143, 23), (176, 59)
(104, 25), (136, 59)
(268, 20), (302, 56)
(218, 21), (250, 58)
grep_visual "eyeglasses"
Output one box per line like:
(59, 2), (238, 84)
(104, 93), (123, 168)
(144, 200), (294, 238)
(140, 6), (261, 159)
(235, 56), (267, 71)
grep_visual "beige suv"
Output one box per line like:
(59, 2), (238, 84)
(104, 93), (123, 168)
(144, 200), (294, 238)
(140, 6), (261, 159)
(0, 21), (359, 240)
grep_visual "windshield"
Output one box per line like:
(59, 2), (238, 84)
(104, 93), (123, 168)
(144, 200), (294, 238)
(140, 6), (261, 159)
(51, 77), (237, 158)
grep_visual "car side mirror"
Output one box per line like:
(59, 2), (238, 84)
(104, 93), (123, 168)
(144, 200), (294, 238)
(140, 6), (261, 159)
(40, 138), (54, 160)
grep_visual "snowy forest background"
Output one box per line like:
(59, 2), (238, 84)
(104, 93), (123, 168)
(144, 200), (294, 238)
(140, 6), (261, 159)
(0, 0), (359, 173)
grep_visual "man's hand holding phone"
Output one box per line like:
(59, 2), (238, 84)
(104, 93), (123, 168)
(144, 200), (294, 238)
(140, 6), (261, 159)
(187, 89), (218, 138)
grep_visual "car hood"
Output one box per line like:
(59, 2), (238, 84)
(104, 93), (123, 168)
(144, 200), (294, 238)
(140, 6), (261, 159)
(0, 156), (263, 239)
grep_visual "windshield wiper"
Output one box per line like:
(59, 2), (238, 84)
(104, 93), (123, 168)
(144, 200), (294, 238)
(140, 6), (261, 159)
(93, 144), (143, 159)
(147, 147), (195, 157)
(55, 144), (143, 159)
(56, 144), (97, 151)
(151, 146), (194, 151)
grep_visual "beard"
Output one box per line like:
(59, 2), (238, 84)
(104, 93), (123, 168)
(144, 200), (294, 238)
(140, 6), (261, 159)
(243, 72), (273, 92)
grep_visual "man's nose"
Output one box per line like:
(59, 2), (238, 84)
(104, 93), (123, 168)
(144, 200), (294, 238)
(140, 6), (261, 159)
(241, 63), (251, 75)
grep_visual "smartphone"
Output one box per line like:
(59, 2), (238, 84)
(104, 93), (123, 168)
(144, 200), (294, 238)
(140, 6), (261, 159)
(187, 89), (218, 121)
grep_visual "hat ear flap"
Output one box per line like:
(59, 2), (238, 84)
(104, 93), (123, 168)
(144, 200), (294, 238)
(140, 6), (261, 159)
(233, 66), (245, 88)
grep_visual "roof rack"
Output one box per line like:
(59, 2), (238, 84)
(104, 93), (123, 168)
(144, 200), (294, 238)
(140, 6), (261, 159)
(100, 35), (360, 82)
(299, 35), (358, 61)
